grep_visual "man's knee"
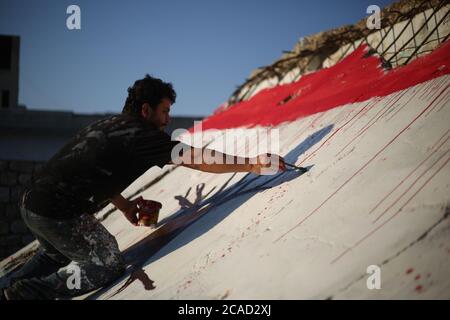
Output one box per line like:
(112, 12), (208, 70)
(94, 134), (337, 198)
(82, 255), (126, 285)
(105, 257), (126, 278)
(4, 262), (126, 300)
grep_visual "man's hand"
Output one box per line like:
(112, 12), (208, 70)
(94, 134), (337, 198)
(111, 194), (142, 226)
(250, 153), (286, 175)
(121, 197), (143, 226)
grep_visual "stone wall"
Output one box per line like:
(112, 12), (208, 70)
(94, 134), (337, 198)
(0, 159), (43, 260)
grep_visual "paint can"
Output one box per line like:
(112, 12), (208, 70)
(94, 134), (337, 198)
(137, 198), (162, 227)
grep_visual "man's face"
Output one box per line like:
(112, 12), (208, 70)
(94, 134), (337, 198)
(141, 98), (172, 131)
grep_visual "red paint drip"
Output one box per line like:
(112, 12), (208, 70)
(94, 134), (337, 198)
(369, 132), (449, 215)
(415, 285), (423, 293)
(331, 156), (450, 264)
(280, 91), (448, 246)
(415, 274), (421, 280)
(373, 145), (449, 223)
(406, 268), (414, 275)
(190, 41), (450, 131)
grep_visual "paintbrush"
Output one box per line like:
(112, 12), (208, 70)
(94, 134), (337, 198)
(285, 162), (308, 173)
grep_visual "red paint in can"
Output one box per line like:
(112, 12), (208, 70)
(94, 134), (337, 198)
(137, 199), (162, 227)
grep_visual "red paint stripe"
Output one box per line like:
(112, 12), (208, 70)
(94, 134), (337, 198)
(426, 77), (447, 100)
(339, 107), (359, 126)
(317, 84), (443, 164)
(424, 83), (449, 117)
(192, 41), (450, 131)
(335, 99), (392, 157)
(385, 87), (420, 122)
(329, 106), (352, 126)
(274, 87), (447, 243)
(357, 89), (409, 135)
(373, 148), (449, 223)
(430, 129), (450, 150)
(331, 157), (449, 264)
(339, 103), (372, 136)
(334, 107), (380, 157)
(297, 102), (372, 166)
(424, 78), (442, 99)
(310, 111), (328, 128)
(347, 100), (379, 132)
(427, 77), (444, 98)
(369, 132), (449, 215)
(419, 79), (437, 100)
(428, 86), (450, 115)
(436, 90), (450, 112)
(355, 103), (389, 135)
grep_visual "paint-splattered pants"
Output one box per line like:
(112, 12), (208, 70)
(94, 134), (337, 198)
(4, 207), (125, 300)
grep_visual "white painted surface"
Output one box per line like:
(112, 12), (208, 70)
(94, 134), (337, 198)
(84, 75), (449, 299)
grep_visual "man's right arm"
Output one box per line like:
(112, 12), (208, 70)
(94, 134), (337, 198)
(170, 146), (286, 175)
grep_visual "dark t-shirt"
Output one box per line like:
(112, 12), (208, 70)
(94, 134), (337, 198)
(22, 114), (181, 219)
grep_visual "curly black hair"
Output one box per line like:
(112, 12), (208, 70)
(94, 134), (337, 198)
(122, 74), (176, 117)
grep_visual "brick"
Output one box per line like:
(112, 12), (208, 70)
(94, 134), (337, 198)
(0, 172), (17, 186)
(18, 173), (32, 186)
(9, 161), (34, 173)
(10, 220), (28, 234)
(0, 220), (9, 235)
(0, 187), (9, 202)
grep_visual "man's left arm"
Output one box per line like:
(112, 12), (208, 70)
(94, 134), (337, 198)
(110, 194), (140, 225)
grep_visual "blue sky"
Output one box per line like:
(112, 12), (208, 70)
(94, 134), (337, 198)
(0, 0), (394, 117)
